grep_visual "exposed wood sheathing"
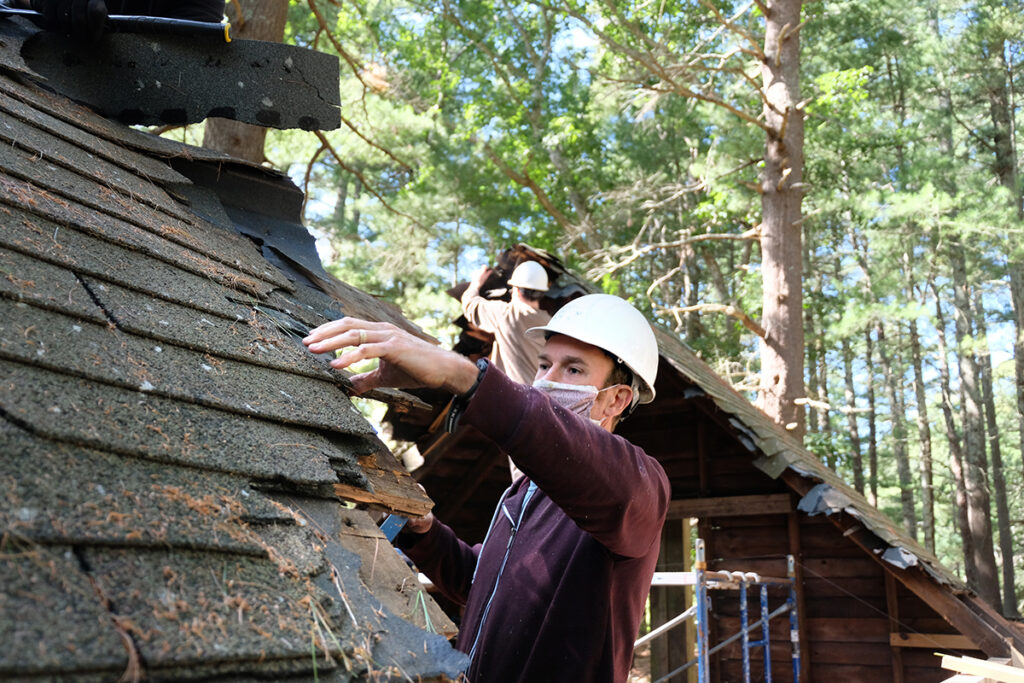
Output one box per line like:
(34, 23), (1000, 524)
(0, 20), (461, 682)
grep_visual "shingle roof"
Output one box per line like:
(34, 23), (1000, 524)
(0, 18), (463, 681)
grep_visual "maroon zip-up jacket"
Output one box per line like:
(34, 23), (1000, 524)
(397, 364), (670, 682)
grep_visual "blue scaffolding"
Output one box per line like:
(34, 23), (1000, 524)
(639, 539), (801, 683)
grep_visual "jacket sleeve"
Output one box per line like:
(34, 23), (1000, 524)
(462, 365), (670, 559)
(395, 518), (480, 606)
(460, 282), (508, 335)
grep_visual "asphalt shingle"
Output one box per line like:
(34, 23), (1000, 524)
(0, 20), (458, 680)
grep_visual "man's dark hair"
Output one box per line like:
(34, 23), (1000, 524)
(519, 287), (545, 302)
(603, 356), (633, 390)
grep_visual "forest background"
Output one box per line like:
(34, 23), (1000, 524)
(180, 0), (1024, 617)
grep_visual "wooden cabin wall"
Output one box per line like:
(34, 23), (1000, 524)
(621, 387), (985, 683)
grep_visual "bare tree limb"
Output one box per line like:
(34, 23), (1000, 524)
(478, 139), (580, 234)
(302, 142), (328, 217)
(588, 228), (761, 276)
(308, 0), (373, 88)
(661, 302), (767, 339)
(314, 131), (428, 231)
(338, 113), (414, 172)
(696, 0), (764, 57)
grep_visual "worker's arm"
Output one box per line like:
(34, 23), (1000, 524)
(460, 266), (508, 334)
(302, 317), (667, 557)
(394, 518), (480, 606)
(303, 317), (478, 396)
(462, 365), (670, 559)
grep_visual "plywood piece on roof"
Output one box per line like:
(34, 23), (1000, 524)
(940, 655), (1024, 683)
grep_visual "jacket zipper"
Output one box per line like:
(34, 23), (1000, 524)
(466, 482), (537, 666)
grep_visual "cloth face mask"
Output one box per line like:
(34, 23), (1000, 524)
(532, 379), (600, 417)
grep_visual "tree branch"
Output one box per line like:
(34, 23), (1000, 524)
(338, 113), (413, 172)
(661, 302), (767, 339)
(477, 139), (579, 235)
(302, 142), (327, 216)
(308, 0), (372, 89)
(586, 228), (761, 277)
(314, 131), (427, 231)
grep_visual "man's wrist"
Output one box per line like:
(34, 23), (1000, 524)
(444, 358), (488, 433)
(444, 356), (483, 396)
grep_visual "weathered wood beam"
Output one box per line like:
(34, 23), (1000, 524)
(787, 510), (811, 683)
(334, 449), (433, 516)
(888, 633), (976, 649)
(667, 493), (791, 519)
(884, 571), (906, 683)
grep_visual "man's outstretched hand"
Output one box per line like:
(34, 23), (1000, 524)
(303, 317), (478, 397)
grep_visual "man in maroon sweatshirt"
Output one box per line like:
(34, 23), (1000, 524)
(304, 294), (670, 683)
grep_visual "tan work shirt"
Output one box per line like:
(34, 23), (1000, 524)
(461, 283), (551, 385)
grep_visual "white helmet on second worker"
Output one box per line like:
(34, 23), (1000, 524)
(526, 293), (659, 406)
(507, 261), (549, 292)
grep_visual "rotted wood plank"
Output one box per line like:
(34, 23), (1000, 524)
(333, 446), (433, 517)
(334, 508), (457, 638)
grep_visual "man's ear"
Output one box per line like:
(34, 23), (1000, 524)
(602, 385), (634, 420)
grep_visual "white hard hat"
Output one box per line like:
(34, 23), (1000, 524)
(507, 261), (549, 292)
(527, 293), (658, 405)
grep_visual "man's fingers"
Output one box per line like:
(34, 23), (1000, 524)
(303, 317), (353, 344)
(304, 318), (392, 349)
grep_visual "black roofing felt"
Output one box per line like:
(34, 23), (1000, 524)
(22, 28), (342, 130)
(0, 22), (458, 682)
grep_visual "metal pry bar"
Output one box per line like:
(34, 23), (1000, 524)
(0, 6), (231, 41)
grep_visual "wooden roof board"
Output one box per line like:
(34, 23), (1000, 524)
(0, 34), (460, 680)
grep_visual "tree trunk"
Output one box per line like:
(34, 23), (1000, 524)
(757, 0), (806, 441)
(931, 280), (975, 585)
(949, 245), (1000, 607)
(1010, 264), (1024, 484)
(907, 315), (935, 552)
(905, 254), (935, 552)
(201, 0), (289, 162)
(804, 292), (820, 438)
(973, 291), (1019, 617)
(982, 35), (1024, 489)
(841, 337), (865, 495)
(875, 321), (916, 539)
(864, 327), (879, 506)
